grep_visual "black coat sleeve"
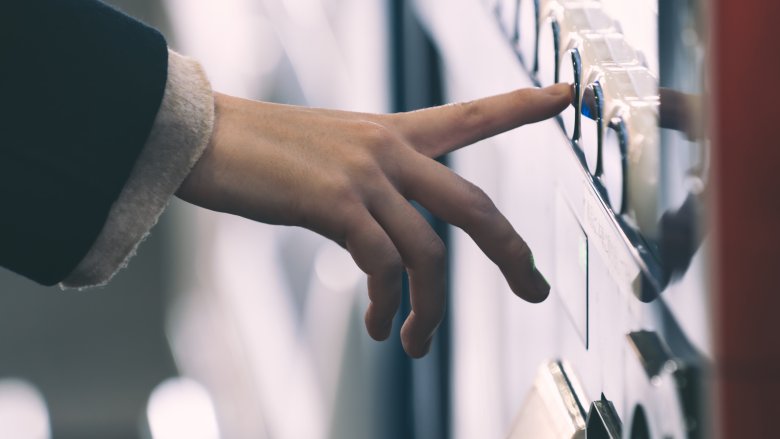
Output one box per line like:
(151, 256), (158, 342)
(0, 0), (168, 285)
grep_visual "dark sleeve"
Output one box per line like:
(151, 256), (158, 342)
(0, 0), (168, 285)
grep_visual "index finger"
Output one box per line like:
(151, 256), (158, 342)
(399, 153), (550, 303)
(390, 83), (572, 158)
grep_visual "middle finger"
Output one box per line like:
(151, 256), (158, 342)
(368, 180), (447, 358)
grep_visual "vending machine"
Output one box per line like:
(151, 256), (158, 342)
(413, 0), (712, 437)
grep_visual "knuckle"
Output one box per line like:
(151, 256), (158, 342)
(453, 100), (482, 126)
(365, 233), (403, 276)
(506, 235), (532, 262)
(366, 249), (402, 306)
(464, 184), (498, 225)
(330, 176), (362, 206)
(358, 121), (397, 149)
(416, 300), (445, 326)
(377, 251), (404, 276)
(349, 154), (383, 182)
(418, 234), (447, 271)
(371, 287), (402, 312)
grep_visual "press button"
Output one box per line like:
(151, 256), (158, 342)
(559, 48), (581, 141)
(601, 120), (627, 214)
(580, 83), (602, 175)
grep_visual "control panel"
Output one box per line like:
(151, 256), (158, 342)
(414, 0), (710, 437)
(498, 0), (708, 300)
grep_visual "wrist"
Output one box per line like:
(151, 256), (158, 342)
(176, 92), (235, 213)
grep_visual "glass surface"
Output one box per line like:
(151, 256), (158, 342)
(656, 0), (709, 276)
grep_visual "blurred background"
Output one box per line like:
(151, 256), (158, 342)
(0, 1), (448, 438)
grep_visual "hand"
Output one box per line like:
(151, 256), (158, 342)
(177, 84), (572, 358)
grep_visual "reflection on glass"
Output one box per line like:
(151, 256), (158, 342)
(655, 88), (707, 276)
(655, 0), (709, 279)
(659, 88), (703, 142)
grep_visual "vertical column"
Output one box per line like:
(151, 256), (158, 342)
(714, 0), (780, 437)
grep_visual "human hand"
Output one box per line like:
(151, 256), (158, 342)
(177, 84), (572, 357)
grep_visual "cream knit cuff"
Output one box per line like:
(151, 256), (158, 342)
(61, 50), (215, 288)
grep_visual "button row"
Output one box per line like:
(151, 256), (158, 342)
(492, 0), (662, 238)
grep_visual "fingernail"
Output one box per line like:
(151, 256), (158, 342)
(530, 267), (551, 302)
